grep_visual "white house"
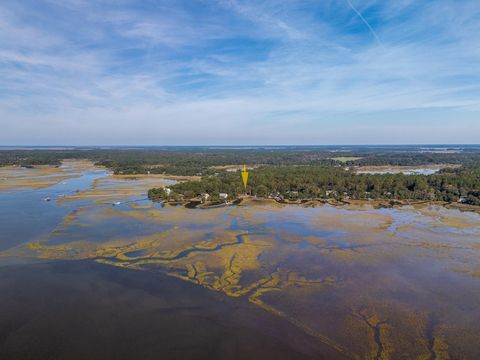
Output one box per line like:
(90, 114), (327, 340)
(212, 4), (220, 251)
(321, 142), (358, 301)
(201, 193), (210, 203)
(219, 193), (228, 200)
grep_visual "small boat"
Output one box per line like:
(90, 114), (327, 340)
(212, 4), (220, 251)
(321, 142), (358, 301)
(44, 197), (51, 202)
(113, 201), (121, 206)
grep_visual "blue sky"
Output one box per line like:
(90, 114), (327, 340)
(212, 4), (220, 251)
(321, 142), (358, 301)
(0, 0), (479, 145)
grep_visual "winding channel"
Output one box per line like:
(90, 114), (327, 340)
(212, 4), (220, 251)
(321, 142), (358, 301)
(96, 232), (257, 264)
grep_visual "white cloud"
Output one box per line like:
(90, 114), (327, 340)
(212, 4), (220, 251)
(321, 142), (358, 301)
(0, 0), (479, 144)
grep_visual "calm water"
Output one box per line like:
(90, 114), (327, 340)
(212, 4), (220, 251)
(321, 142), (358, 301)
(356, 168), (441, 175)
(0, 169), (108, 251)
(1, 165), (480, 359)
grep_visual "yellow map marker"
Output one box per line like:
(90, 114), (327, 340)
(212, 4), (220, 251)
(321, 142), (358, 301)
(241, 164), (249, 190)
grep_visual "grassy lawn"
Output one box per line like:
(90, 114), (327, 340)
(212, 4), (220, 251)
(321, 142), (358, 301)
(331, 157), (363, 163)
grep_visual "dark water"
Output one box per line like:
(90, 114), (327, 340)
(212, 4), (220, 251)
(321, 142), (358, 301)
(0, 261), (339, 360)
(1, 166), (480, 359)
(0, 167), (348, 359)
(0, 169), (108, 251)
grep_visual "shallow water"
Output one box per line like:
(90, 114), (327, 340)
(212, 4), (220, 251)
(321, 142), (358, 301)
(356, 168), (441, 175)
(0, 168), (108, 250)
(1, 163), (480, 359)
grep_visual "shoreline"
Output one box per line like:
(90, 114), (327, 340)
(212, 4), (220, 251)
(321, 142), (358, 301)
(156, 196), (480, 213)
(352, 164), (461, 172)
(2, 161), (478, 213)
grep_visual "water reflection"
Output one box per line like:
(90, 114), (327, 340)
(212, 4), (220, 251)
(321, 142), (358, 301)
(1, 163), (480, 359)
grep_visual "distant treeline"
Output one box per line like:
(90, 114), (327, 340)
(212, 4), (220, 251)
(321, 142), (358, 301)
(2, 148), (480, 175)
(149, 166), (480, 205)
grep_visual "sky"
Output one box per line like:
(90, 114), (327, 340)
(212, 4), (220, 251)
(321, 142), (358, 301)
(0, 0), (479, 145)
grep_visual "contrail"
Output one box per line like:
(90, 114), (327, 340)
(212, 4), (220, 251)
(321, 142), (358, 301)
(345, 0), (382, 45)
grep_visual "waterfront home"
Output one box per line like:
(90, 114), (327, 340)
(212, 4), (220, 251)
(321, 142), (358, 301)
(201, 193), (210, 203)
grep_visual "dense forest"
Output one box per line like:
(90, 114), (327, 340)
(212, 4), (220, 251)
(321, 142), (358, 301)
(1, 146), (480, 175)
(2, 147), (480, 205)
(149, 166), (480, 205)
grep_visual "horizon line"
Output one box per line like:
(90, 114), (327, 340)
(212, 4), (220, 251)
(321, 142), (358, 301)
(1, 144), (479, 148)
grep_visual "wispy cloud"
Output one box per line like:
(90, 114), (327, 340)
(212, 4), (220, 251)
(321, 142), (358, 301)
(345, 0), (382, 45)
(0, 0), (479, 144)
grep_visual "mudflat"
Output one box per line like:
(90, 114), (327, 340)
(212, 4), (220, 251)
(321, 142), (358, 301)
(0, 261), (340, 360)
(1, 161), (480, 359)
